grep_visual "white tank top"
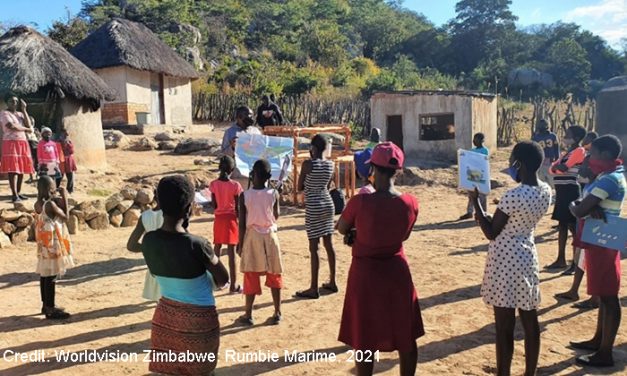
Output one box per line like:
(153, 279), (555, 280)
(244, 188), (277, 234)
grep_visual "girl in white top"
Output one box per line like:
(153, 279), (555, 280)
(127, 192), (164, 301)
(237, 159), (283, 326)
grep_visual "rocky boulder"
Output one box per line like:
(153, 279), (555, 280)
(116, 200), (134, 213)
(88, 212), (110, 230)
(103, 130), (130, 149)
(1, 210), (22, 222)
(105, 193), (124, 212)
(15, 214), (34, 228)
(122, 208), (141, 227)
(0, 232), (12, 248)
(158, 141), (177, 151)
(109, 210), (123, 228)
(120, 187), (138, 201)
(11, 228), (29, 245)
(128, 137), (158, 151)
(1, 222), (16, 235)
(154, 132), (178, 142)
(67, 215), (79, 235)
(135, 188), (154, 205)
(173, 138), (221, 155)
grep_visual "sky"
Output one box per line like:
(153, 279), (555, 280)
(1, 0), (626, 48)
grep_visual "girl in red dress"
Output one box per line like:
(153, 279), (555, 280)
(209, 156), (243, 293)
(58, 130), (77, 194)
(337, 142), (423, 376)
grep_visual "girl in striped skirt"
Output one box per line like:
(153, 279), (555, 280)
(296, 134), (338, 299)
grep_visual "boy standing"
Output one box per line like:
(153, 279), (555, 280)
(532, 119), (560, 188)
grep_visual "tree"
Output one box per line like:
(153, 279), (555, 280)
(546, 38), (591, 98)
(448, 0), (518, 74)
(47, 17), (90, 50)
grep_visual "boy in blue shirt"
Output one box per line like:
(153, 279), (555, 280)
(459, 133), (489, 220)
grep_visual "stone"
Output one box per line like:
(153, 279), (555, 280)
(1, 221), (16, 235)
(120, 187), (137, 200)
(154, 132), (178, 142)
(173, 138), (220, 155)
(116, 200), (134, 213)
(67, 197), (78, 207)
(158, 141), (177, 150)
(1, 210), (22, 222)
(194, 159), (212, 166)
(15, 214), (34, 228)
(127, 137), (158, 151)
(11, 228), (29, 245)
(184, 46), (205, 70)
(70, 209), (85, 221)
(103, 130), (130, 149)
(88, 212), (110, 230)
(67, 215), (79, 235)
(122, 208), (141, 227)
(109, 209), (123, 228)
(13, 200), (35, 213)
(135, 188), (154, 205)
(105, 193), (124, 212)
(78, 200), (104, 212)
(0, 232), (12, 248)
(27, 224), (35, 241)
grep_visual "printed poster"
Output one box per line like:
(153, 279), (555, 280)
(458, 149), (491, 194)
(235, 133), (293, 181)
(581, 217), (627, 253)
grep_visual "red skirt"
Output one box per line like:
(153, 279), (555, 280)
(151, 297), (219, 375)
(339, 251), (424, 352)
(213, 213), (238, 245)
(1, 140), (34, 174)
(61, 155), (77, 173)
(585, 246), (621, 296)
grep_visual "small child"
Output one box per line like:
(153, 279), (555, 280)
(58, 129), (77, 194)
(460, 133), (489, 220)
(358, 165), (375, 195)
(582, 131), (598, 153)
(209, 156), (243, 293)
(37, 127), (62, 184)
(35, 176), (74, 319)
(237, 159), (283, 325)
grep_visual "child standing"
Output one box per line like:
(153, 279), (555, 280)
(58, 130), (77, 194)
(547, 125), (587, 270)
(37, 127), (62, 184)
(35, 176), (74, 319)
(237, 159), (283, 325)
(459, 133), (489, 220)
(210, 156), (243, 293)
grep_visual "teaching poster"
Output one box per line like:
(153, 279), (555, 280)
(581, 217), (627, 253)
(235, 133), (293, 181)
(458, 149), (491, 194)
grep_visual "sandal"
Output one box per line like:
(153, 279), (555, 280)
(269, 313), (282, 325)
(554, 292), (579, 301)
(321, 283), (338, 293)
(570, 340), (600, 351)
(576, 354), (614, 368)
(573, 300), (599, 310)
(229, 285), (242, 294)
(236, 315), (254, 326)
(295, 289), (320, 299)
(544, 262), (568, 270)
(45, 307), (70, 320)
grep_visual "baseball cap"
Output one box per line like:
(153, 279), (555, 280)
(366, 142), (404, 169)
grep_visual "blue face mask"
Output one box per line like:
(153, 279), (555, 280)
(508, 161), (521, 182)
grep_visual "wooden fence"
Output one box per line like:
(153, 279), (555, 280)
(193, 93), (371, 137)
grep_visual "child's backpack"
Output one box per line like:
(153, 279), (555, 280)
(330, 188), (345, 215)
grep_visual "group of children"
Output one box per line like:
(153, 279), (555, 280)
(28, 123), (77, 193)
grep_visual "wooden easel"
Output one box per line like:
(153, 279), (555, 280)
(263, 124), (356, 205)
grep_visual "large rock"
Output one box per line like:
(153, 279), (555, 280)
(88, 212), (110, 230)
(1, 210), (22, 222)
(120, 187), (138, 201)
(103, 130), (130, 149)
(11, 228), (29, 245)
(1, 221), (16, 235)
(109, 210), (123, 228)
(173, 138), (220, 155)
(105, 193), (124, 212)
(70, 209), (85, 221)
(154, 132), (178, 142)
(15, 214), (34, 228)
(116, 200), (134, 213)
(122, 208), (141, 227)
(13, 200), (35, 213)
(128, 137), (158, 151)
(135, 188), (154, 205)
(67, 215), (79, 235)
(158, 141), (177, 150)
(0, 232), (12, 248)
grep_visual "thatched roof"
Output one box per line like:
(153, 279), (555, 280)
(0, 26), (115, 102)
(71, 18), (199, 79)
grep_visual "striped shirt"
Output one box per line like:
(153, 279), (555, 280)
(304, 159), (335, 239)
(552, 147), (585, 186)
(583, 166), (626, 217)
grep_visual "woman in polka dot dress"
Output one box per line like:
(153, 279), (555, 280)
(469, 141), (551, 376)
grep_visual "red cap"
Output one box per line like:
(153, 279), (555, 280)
(366, 142), (404, 169)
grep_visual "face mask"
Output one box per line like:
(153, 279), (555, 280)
(588, 159), (620, 175)
(43, 134), (51, 141)
(508, 161), (521, 182)
(563, 138), (574, 147)
(243, 117), (254, 127)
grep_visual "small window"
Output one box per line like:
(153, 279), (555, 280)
(420, 113), (455, 141)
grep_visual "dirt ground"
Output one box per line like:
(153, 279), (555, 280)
(0, 124), (625, 376)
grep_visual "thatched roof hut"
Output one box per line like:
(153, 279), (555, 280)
(72, 18), (198, 126)
(596, 76), (627, 160)
(0, 26), (115, 169)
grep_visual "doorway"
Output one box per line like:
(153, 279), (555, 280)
(150, 73), (165, 124)
(386, 115), (404, 150)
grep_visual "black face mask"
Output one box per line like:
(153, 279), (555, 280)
(243, 117), (254, 127)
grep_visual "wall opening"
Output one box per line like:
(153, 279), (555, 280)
(386, 115), (404, 150)
(420, 113), (455, 141)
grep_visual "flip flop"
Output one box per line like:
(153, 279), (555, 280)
(545, 262), (568, 270)
(569, 341), (600, 351)
(236, 315), (254, 326)
(554, 292), (578, 301)
(573, 300), (599, 310)
(269, 314), (282, 325)
(321, 283), (339, 293)
(576, 354), (614, 368)
(295, 290), (320, 299)
(229, 285), (242, 294)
